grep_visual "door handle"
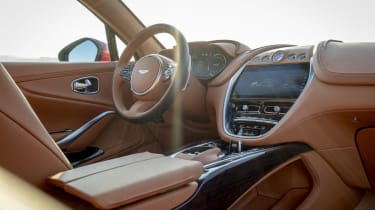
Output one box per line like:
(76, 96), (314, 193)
(74, 79), (92, 90)
(72, 76), (99, 94)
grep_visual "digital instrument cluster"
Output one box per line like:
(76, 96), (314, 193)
(190, 46), (231, 80)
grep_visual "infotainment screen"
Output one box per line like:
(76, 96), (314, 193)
(231, 64), (310, 99)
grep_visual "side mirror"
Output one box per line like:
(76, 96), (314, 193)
(58, 37), (110, 62)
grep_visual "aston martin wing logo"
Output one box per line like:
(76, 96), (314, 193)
(138, 69), (149, 74)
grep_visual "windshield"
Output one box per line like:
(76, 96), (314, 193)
(125, 0), (375, 48)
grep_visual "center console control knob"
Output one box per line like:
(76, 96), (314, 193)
(242, 105), (249, 111)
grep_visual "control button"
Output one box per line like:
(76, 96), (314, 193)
(287, 54), (296, 61)
(252, 57), (261, 63)
(242, 105), (249, 111)
(249, 129), (260, 136)
(298, 53), (307, 60)
(262, 55), (270, 63)
(264, 105), (282, 114)
(272, 51), (285, 62)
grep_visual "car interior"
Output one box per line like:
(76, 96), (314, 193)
(1, 0), (375, 209)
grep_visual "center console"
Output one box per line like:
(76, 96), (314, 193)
(48, 139), (312, 210)
(172, 139), (312, 210)
(224, 63), (311, 137)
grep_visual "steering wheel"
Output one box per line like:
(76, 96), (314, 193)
(112, 24), (190, 122)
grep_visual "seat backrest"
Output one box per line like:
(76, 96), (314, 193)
(0, 64), (71, 189)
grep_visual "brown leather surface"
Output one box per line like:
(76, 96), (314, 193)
(355, 191), (375, 210)
(208, 43), (375, 188)
(230, 152), (362, 210)
(51, 131), (73, 142)
(216, 109), (371, 189)
(180, 74), (210, 122)
(356, 128), (375, 187)
(272, 189), (311, 210)
(132, 55), (173, 104)
(65, 113), (114, 152)
(5, 62), (115, 137)
(131, 55), (164, 96)
(5, 61), (157, 163)
(145, 73), (218, 151)
(299, 151), (361, 209)
(119, 182), (197, 210)
(315, 40), (375, 85)
(25, 91), (112, 141)
(48, 152), (203, 209)
(0, 167), (70, 210)
(147, 109), (218, 152)
(319, 146), (368, 189)
(81, 115), (161, 164)
(0, 64), (71, 188)
(230, 157), (312, 210)
(4, 62), (115, 83)
(19, 72), (113, 107)
(50, 153), (163, 185)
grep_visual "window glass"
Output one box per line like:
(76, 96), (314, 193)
(116, 36), (126, 56)
(124, 0), (375, 48)
(0, 0), (107, 62)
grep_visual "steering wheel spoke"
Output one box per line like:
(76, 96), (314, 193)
(128, 100), (156, 113)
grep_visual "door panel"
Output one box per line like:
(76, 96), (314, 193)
(23, 91), (110, 140)
(5, 62), (115, 140)
(4, 62), (161, 165)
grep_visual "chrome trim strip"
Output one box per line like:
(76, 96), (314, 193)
(222, 59), (315, 139)
(233, 117), (278, 125)
(131, 54), (163, 96)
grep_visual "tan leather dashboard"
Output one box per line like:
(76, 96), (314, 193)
(207, 41), (375, 189)
(314, 40), (375, 85)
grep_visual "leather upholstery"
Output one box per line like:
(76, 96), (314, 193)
(48, 152), (202, 209)
(0, 64), (71, 188)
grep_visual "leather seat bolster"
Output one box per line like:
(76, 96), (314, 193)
(0, 64), (71, 187)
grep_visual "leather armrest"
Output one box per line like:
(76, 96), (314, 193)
(47, 152), (203, 209)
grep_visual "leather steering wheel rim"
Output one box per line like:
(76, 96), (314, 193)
(112, 24), (190, 122)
